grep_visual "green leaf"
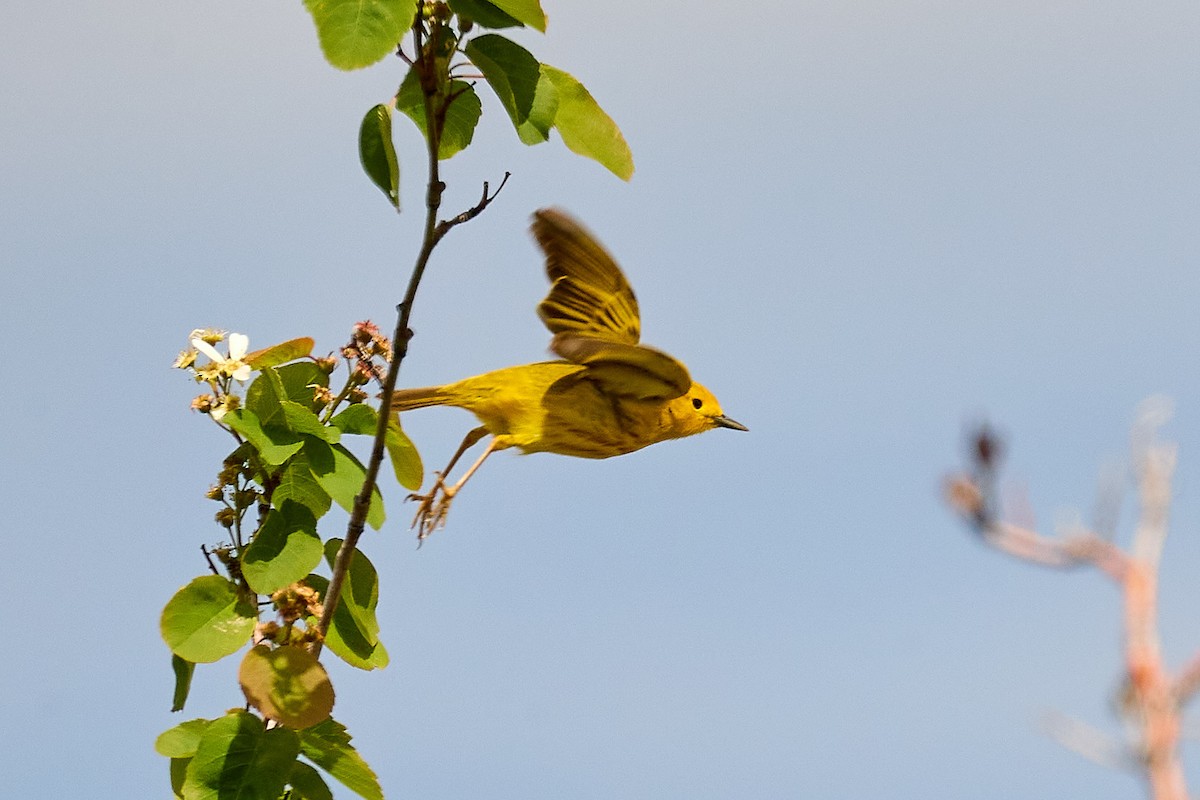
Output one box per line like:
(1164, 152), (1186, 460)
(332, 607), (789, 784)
(160, 576), (258, 663)
(322, 540), (381, 645)
(244, 337), (315, 370)
(299, 719), (383, 800)
(386, 418), (423, 490)
(359, 104), (400, 209)
(466, 35), (540, 128)
(239, 645), (335, 730)
(281, 401), (340, 443)
(486, 0), (545, 31)
(307, 440), (386, 530)
(247, 364), (329, 420)
(225, 409), (304, 468)
(329, 405), (421, 488)
(274, 450), (333, 520)
(542, 65), (634, 180)
(274, 362), (331, 410)
(306, 574), (389, 671)
(396, 69), (483, 160)
(516, 65), (558, 144)
(156, 718), (213, 758)
(242, 502), (324, 595)
(171, 654), (195, 712)
(182, 710), (300, 800)
(303, 0), (414, 71)
(288, 761), (335, 800)
(245, 367), (290, 428)
(170, 757), (190, 798)
(330, 404), (378, 435)
(449, 0), (521, 29)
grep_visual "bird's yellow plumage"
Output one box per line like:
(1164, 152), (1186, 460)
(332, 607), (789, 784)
(395, 208), (746, 536)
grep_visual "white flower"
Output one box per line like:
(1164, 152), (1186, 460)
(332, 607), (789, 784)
(192, 332), (252, 382)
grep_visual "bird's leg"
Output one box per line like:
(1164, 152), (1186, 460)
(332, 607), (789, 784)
(409, 426), (489, 538)
(413, 436), (503, 538)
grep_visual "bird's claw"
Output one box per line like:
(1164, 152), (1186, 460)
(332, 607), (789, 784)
(407, 475), (457, 540)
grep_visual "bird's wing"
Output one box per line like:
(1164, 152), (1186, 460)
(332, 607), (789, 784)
(533, 208), (641, 345)
(550, 333), (692, 400)
(533, 209), (691, 400)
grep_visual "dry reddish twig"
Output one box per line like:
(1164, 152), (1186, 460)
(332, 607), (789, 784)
(945, 400), (1193, 800)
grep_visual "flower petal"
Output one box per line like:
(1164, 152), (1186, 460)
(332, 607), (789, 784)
(227, 333), (249, 360)
(192, 338), (224, 362)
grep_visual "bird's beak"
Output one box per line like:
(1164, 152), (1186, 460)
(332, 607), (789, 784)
(714, 415), (748, 432)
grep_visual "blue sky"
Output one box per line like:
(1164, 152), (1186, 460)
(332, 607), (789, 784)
(4, 1), (1200, 797)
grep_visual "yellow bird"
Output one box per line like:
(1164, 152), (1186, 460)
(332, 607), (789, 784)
(395, 208), (746, 537)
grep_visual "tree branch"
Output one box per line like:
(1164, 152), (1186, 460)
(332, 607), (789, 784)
(312, 6), (504, 655)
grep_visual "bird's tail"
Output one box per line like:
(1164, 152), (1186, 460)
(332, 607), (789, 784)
(388, 385), (452, 412)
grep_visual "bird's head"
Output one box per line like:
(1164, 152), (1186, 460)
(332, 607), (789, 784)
(663, 382), (748, 439)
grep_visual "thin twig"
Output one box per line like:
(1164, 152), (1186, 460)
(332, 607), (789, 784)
(312, 5), (508, 654)
(200, 544), (219, 576)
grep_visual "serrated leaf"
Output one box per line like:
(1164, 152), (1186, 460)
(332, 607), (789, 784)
(330, 404), (378, 435)
(171, 654), (195, 712)
(225, 409), (305, 468)
(182, 710), (300, 800)
(239, 645), (335, 730)
(156, 718), (213, 758)
(359, 104), (400, 209)
(288, 761), (335, 800)
(486, 0), (545, 31)
(307, 440), (386, 530)
(242, 502), (324, 595)
(396, 69), (483, 160)
(543, 65), (633, 180)
(466, 35), (540, 128)
(449, 0), (521, 29)
(386, 418), (423, 490)
(274, 450), (333, 520)
(299, 719), (383, 800)
(161, 576), (258, 663)
(306, 574), (389, 671)
(303, 0), (414, 71)
(244, 337), (315, 370)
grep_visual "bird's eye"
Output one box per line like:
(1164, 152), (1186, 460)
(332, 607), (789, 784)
(692, 397), (703, 410)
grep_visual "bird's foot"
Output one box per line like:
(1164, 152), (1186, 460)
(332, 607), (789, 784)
(407, 475), (457, 541)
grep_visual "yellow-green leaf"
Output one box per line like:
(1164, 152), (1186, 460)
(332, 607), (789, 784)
(487, 0), (545, 31)
(160, 576), (257, 663)
(303, 0), (414, 71)
(239, 645), (335, 730)
(386, 418), (423, 490)
(543, 64), (633, 180)
(244, 338), (315, 370)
